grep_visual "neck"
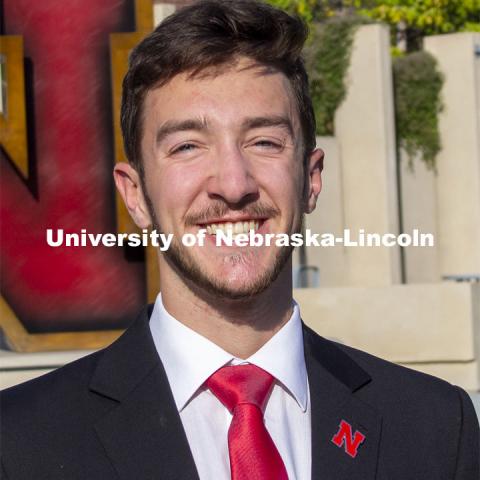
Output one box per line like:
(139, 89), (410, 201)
(158, 257), (294, 359)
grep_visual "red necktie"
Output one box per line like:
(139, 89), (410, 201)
(206, 364), (289, 480)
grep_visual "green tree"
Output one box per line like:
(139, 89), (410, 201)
(268, 0), (480, 46)
(266, 0), (343, 22)
(393, 51), (444, 170)
(351, 0), (480, 50)
(304, 17), (363, 134)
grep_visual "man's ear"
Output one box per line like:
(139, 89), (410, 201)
(113, 162), (152, 229)
(304, 148), (324, 214)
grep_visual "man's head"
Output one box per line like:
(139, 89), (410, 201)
(114, 0), (323, 300)
(121, 0), (317, 177)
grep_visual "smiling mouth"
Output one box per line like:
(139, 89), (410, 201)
(200, 219), (263, 236)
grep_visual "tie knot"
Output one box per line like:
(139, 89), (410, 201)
(206, 364), (274, 413)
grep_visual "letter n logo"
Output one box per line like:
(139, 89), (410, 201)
(331, 420), (366, 458)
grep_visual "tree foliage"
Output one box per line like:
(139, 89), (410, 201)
(268, 0), (480, 37)
(304, 17), (362, 134)
(393, 52), (444, 170)
(266, 0), (342, 22)
(353, 0), (480, 34)
(353, 0), (480, 51)
(267, 1), (364, 135)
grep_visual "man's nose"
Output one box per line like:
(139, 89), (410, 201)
(206, 145), (259, 205)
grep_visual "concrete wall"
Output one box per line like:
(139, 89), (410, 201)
(400, 154), (440, 283)
(299, 30), (480, 290)
(335, 24), (401, 287)
(399, 33), (480, 283)
(296, 282), (480, 391)
(424, 33), (480, 278)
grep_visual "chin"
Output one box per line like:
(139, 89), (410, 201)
(199, 275), (275, 301)
(165, 235), (293, 299)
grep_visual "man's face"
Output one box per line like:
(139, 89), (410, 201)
(137, 58), (320, 299)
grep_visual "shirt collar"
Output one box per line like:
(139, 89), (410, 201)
(149, 293), (308, 413)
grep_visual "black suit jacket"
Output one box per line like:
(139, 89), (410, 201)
(1, 306), (479, 479)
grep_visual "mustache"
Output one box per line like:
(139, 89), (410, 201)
(185, 201), (280, 226)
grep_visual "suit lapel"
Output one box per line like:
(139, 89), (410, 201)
(90, 307), (199, 480)
(303, 325), (382, 480)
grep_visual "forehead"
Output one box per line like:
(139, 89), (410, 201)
(142, 59), (300, 131)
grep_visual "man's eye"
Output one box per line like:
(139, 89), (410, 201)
(171, 143), (197, 154)
(253, 140), (282, 149)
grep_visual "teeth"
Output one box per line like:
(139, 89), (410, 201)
(204, 220), (260, 235)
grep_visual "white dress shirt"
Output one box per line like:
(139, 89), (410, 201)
(149, 293), (311, 480)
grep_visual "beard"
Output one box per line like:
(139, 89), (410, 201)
(163, 233), (295, 300)
(142, 186), (303, 301)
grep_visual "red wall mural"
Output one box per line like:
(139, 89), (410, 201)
(1, 0), (147, 333)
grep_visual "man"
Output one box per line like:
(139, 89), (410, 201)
(1, 1), (478, 479)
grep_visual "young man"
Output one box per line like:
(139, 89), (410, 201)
(1, 1), (478, 479)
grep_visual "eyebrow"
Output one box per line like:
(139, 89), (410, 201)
(155, 115), (294, 145)
(241, 115), (294, 138)
(156, 118), (209, 145)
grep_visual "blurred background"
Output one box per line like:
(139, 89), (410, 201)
(1, 0), (479, 414)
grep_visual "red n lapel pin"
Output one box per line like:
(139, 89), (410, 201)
(331, 420), (366, 458)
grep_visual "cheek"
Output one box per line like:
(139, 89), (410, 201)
(148, 164), (205, 218)
(258, 161), (303, 201)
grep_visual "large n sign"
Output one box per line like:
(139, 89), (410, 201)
(0, 0), (158, 351)
(331, 420), (366, 458)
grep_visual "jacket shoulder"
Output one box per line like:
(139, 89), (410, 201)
(0, 308), (155, 479)
(330, 339), (478, 433)
(304, 323), (462, 402)
(335, 340), (460, 397)
(330, 339), (479, 477)
(1, 305), (153, 416)
(1, 349), (105, 418)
